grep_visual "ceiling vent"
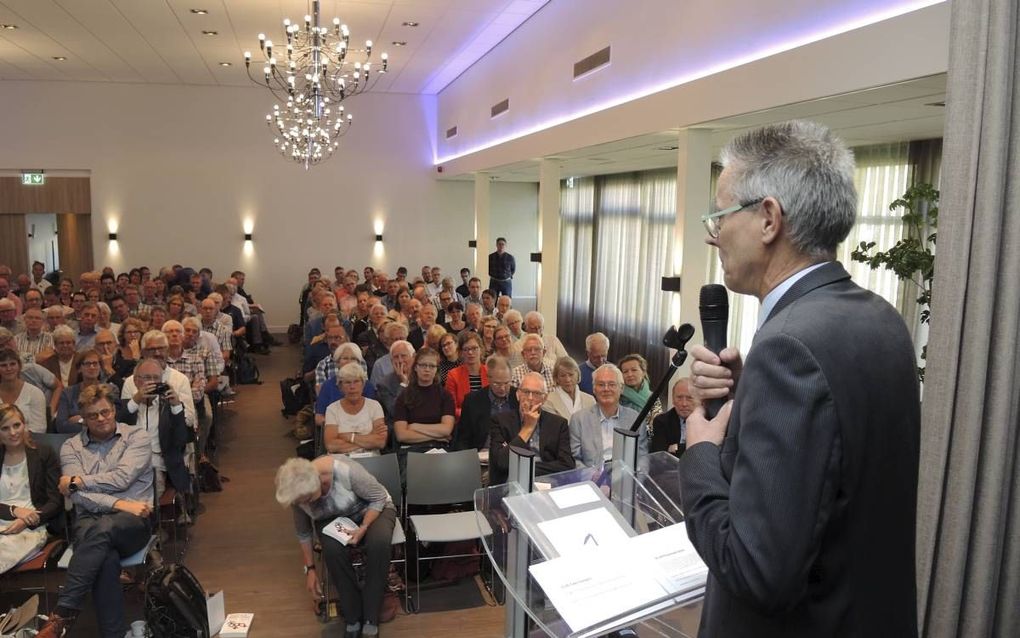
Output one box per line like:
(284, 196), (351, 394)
(574, 46), (611, 80)
(491, 98), (510, 118)
(446, 126), (458, 139)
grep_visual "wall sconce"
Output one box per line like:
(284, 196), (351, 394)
(244, 232), (253, 241)
(661, 276), (682, 292)
(375, 234), (384, 242)
(468, 240), (477, 248)
(108, 232), (118, 241)
(530, 252), (542, 263)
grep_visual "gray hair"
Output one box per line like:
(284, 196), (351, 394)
(485, 354), (511, 375)
(337, 361), (367, 383)
(389, 339), (414, 356)
(519, 333), (544, 351)
(585, 332), (609, 351)
(140, 329), (167, 348)
(552, 356), (580, 383)
(51, 325), (76, 342)
(182, 316), (202, 331)
(593, 363), (624, 387)
(333, 342), (364, 363)
(504, 309), (523, 325)
(520, 371), (548, 394)
(274, 458), (320, 506)
(720, 120), (857, 259)
(523, 311), (544, 329)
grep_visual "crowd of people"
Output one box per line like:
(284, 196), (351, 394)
(277, 257), (699, 637)
(0, 261), (272, 637)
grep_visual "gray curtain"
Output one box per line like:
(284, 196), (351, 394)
(916, 1), (1020, 637)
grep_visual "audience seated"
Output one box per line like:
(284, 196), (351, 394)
(0, 350), (47, 434)
(13, 307), (52, 364)
(578, 332), (609, 394)
(315, 344), (377, 428)
(322, 363), (389, 457)
(544, 356), (596, 421)
(392, 347), (455, 453)
(521, 311), (569, 365)
(618, 353), (664, 427)
(54, 348), (112, 434)
(489, 371), (573, 485)
(650, 377), (696, 457)
(451, 355), (517, 452)
(568, 363), (648, 469)
(445, 331), (488, 417)
(373, 340), (415, 423)
(437, 332), (460, 384)
(511, 334), (556, 390)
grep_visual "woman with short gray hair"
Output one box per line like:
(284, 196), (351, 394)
(544, 356), (595, 420)
(275, 455), (396, 638)
(323, 363), (387, 457)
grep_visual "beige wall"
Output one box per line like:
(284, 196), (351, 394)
(0, 81), (539, 327)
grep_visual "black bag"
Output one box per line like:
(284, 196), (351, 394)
(144, 563), (210, 638)
(287, 323), (302, 344)
(280, 376), (310, 416)
(197, 459), (224, 493)
(236, 353), (261, 385)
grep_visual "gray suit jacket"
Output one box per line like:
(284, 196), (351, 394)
(679, 262), (920, 637)
(568, 403), (648, 470)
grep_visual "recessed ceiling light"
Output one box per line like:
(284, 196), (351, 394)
(0, 24), (18, 30)
(52, 56), (67, 61)
(392, 41), (406, 46)
(402, 21), (419, 27)
(202, 30), (218, 36)
(219, 61), (232, 67)
(190, 9), (208, 15)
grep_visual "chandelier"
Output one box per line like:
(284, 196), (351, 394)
(244, 0), (387, 168)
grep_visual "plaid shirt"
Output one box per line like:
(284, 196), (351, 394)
(14, 331), (53, 363)
(202, 319), (233, 353)
(166, 345), (216, 401)
(315, 354), (337, 389)
(511, 362), (555, 391)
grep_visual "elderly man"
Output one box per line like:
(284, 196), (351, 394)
(408, 303), (437, 350)
(494, 294), (512, 323)
(464, 302), (484, 334)
(0, 276), (23, 315)
(119, 344), (193, 498)
(36, 385), (153, 638)
(75, 302), (100, 351)
(520, 311), (568, 364)
(303, 290), (338, 346)
(200, 297), (233, 364)
(313, 322), (351, 393)
(165, 319), (218, 459)
(23, 287), (43, 312)
(503, 310), (525, 341)
(650, 378), (696, 456)
(452, 355), (518, 452)
(568, 363), (646, 469)
(0, 298), (18, 332)
(489, 371), (572, 485)
(92, 328), (120, 386)
(680, 122), (921, 637)
(369, 322), (410, 385)
(215, 284), (246, 339)
(510, 334), (555, 390)
(579, 334), (609, 396)
(356, 304), (391, 373)
(349, 289), (375, 342)
(426, 267), (443, 298)
(122, 285), (149, 318)
(373, 340), (415, 420)
(14, 308), (52, 363)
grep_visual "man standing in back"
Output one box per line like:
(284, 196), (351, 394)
(487, 237), (516, 298)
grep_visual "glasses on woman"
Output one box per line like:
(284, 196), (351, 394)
(80, 360), (101, 367)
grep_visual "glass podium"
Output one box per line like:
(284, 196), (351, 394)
(474, 450), (706, 638)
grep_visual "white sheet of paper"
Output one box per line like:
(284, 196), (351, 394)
(548, 483), (600, 510)
(534, 481), (552, 491)
(627, 524), (708, 592)
(529, 544), (668, 633)
(206, 590), (225, 635)
(536, 507), (632, 557)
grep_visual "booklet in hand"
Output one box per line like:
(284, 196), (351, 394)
(322, 516), (358, 545)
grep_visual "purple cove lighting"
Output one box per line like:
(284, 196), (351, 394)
(433, 0), (945, 166)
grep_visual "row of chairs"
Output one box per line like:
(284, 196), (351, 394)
(315, 449), (494, 618)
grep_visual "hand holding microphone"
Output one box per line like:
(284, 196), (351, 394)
(684, 285), (742, 447)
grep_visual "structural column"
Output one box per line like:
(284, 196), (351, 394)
(537, 159), (561, 333)
(673, 129), (714, 358)
(473, 173), (491, 278)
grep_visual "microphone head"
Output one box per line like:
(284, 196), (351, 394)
(677, 323), (696, 342)
(699, 284), (729, 321)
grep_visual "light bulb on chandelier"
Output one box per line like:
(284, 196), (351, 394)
(244, 0), (386, 168)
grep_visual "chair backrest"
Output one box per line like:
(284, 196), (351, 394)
(352, 454), (403, 508)
(405, 449), (481, 506)
(33, 432), (75, 456)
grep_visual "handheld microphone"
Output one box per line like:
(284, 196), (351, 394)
(699, 284), (729, 419)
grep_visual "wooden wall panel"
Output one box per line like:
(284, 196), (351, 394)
(0, 177), (91, 215)
(0, 215), (29, 274)
(56, 213), (94, 283)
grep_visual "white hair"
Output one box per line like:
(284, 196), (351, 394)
(140, 329), (166, 348)
(389, 339), (414, 356)
(593, 362), (624, 387)
(523, 311), (544, 328)
(51, 325), (76, 341)
(585, 332), (609, 351)
(519, 333), (544, 351)
(504, 309), (523, 325)
(182, 316), (202, 331)
(520, 371), (548, 393)
(274, 458), (320, 506)
(337, 361), (367, 383)
(332, 342), (363, 363)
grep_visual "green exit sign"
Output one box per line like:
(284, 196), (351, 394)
(21, 173), (44, 185)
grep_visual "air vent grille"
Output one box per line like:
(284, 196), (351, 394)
(491, 98), (509, 118)
(446, 126), (458, 139)
(574, 46), (611, 79)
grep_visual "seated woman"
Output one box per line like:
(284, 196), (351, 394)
(543, 356), (596, 421)
(114, 318), (145, 383)
(54, 349), (112, 433)
(393, 348), (455, 452)
(480, 317), (500, 357)
(0, 405), (62, 574)
(436, 333), (460, 386)
(424, 324), (446, 352)
(323, 363), (388, 457)
(618, 353), (663, 424)
(444, 331), (488, 418)
(166, 294), (188, 323)
(275, 455), (397, 638)
(315, 344), (377, 428)
(493, 326), (521, 369)
(0, 351), (47, 434)
(442, 302), (467, 336)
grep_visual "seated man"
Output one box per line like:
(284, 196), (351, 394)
(489, 371), (573, 485)
(75, 302), (100, 351)
(38, 384), (153, 638)
(452, 355), (518, 451)
(521, 311), (568, 365)
(578, 332), (610, 395)
(13, 307), (52, 363)
(569, 363), (648, 469)
(650, 377), (696, 457)
(313, 321), (351, 394)
(510, 334), (556, 390)
(374, 340), (415, 421)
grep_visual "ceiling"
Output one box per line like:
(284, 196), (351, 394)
(0, 0), (548, 93)
(472, 73), (947, 182)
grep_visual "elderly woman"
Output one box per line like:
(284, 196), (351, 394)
(493, 326), (522, 368)
(315, 343), (378, 428)
(54, 350), (113, 433)
(503, 309), (525, 341)
(424, 324), (446, 352)
(0, 405), (62, 574)
(276, 455), (396, 638)
(393, 347), (455, 452)
(543, 356), (596, 421)
(618, 354), (663, 421)
(39, 325), (80, 387)
(0, 352), (47, 434)
(323, 363), (388, 457)
(437, 333), (460, 386)
(96, 301), (119, 337)
(444, 331), (488, 417)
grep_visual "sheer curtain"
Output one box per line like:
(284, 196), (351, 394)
(558, 177), (595, 354)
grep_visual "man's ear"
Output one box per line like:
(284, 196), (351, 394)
(760, 197), (784, 245)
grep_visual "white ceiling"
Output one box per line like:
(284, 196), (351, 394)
(472, 74), (947, 182)
(0, 0), (548, 93)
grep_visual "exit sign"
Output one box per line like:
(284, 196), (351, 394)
(21, 173), (44, 185)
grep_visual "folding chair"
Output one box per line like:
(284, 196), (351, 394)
(404, 449), (493, 613)
(353, 455), (409, 610)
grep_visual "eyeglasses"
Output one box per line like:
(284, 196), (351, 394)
(416, 363), (438, 370)
(594, 381), (620, 389)
(461, 345), (480, 353)
(83, 408), (114, 422)
(518, 389), (547, 398)
(80, 360), (101, 367)
(701, 198), (765, 238)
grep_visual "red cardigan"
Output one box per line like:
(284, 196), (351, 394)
(444, 364), (489, 418)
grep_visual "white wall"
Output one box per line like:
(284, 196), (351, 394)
(0, 81), (502, 328)
(489, 181), (540, 304)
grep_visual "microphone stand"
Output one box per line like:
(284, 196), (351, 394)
(629, 324), (694, 432)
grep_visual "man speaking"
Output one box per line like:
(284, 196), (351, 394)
(679, 121), (920, 637)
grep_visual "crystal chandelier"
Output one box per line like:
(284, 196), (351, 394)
(244, 0), (387, 168)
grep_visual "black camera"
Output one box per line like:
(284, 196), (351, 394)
(152, 383), (171, 398)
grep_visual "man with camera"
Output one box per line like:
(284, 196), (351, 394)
(118, 333), (193, 497)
